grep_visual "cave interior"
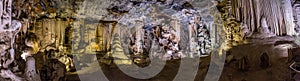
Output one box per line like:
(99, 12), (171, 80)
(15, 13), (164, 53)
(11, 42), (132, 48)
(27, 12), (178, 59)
(0, 0), (300, 81)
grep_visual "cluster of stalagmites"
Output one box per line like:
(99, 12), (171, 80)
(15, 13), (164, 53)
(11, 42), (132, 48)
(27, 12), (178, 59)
(107, 0), (213, 60)
(130, 24), (184, 60)
(177, 9), (213, 57)
(196, 20), (211, 56)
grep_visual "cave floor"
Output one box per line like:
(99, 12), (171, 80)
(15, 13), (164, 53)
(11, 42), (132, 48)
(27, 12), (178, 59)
(65, 58), (291, 81)
(66, 58), (208, 81)
(65, 36), (298, 81)
(65, 58), (290, 81)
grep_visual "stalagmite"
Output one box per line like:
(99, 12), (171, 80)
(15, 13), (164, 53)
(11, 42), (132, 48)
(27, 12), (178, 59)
(134, 22), (144, 56)
(188, 15), (196, 57)
(252, 17), (276, 38)
(25, 56), (41, 81)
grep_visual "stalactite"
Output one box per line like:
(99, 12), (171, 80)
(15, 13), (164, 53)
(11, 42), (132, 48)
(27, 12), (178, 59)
(60, 20), (67, 45)
(72, 20), (82, 53)
(36, 19), (57, 52)
(0, 0), (2, 27)
(173, 19), (181, 40)
(283, 0), (295, 36)
(0, 0), (12, 29)
(96, 25), (103, 51)
(98, 23), (106, 51)
(188, 15), (196, 57)
(55, 19), (61, 48)
(98, 20), (117, 52)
